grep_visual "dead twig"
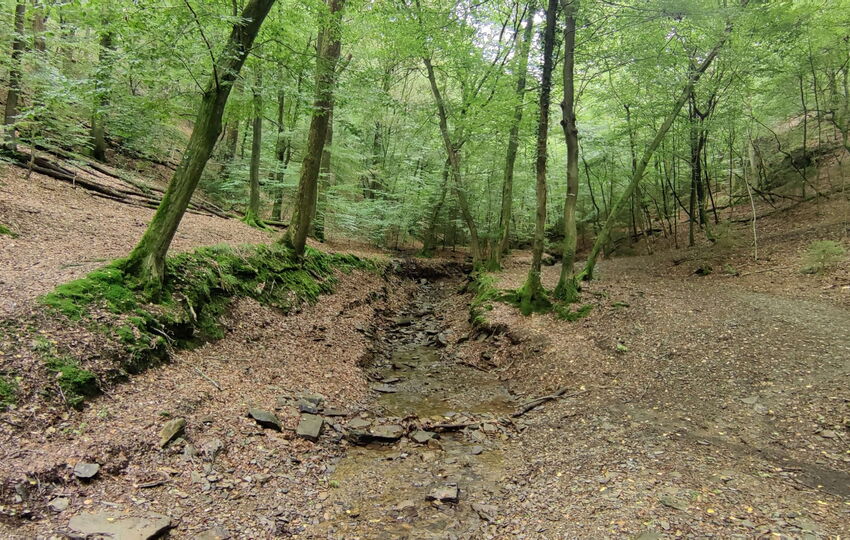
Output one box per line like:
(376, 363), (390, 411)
(512, 388), (588, 418)
(192, 366), (222, 391)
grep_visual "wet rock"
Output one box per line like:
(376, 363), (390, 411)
(247, 408), (282, 431)
(411, 430), (436, 444)
(195, 526), (231, 539)
(436, 333), (449, 347)
(348, 418), (372, 430)
(381, 377), (401, 384)
(370, 424), (405, 442)
(393, 317), (414, 327)
(68, 511), (172, 540)
(159, 417), (186, 448)
(427, 483), (459, 503)
(48, 497), (69, 512)
(469, 445), (484, 456)
(296, 414), (323, 441)
(372, 384), (398, 393)
(73, 462), (100, 480)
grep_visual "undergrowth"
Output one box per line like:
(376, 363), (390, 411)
(0, 223), (17, 237)
(0, 375), (17, 408)
(38, 243), (378, 406)
(32, 336), (98, 409)
(468, 271), (593, 325)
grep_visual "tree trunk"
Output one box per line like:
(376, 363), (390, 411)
(32, 0), (46, 52)
(313, 108), (333, 241)
(4, 0), (26, 151)
(580, 16), (739, 280)
(283, 0), (345, 257)
(91, 24), (115, 162)
(518, 0), (557, 314)
(244, 70), (264, 227)
(422, 56), (482, 265)
(422, 158), (450, 256)
(271, 88), (286, 219)
(492, 2), (535, 269)
(122, 0), (276, 289)
(555, 0), (579, 302)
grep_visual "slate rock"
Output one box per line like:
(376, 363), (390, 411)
(68, 511), (172, 540)
(381, 377), (401, 384)
(322, 408), (348, 417)
(370, 424), (405, 442)
(410, 430), (436, 444)
(296, 414), (323, 441)
(633, 531), (663, 540)
(426, 483), (459, 503)
(48, 497), (69, 512)
(372, 384), (398, 394)
(741, 396), (758, 405)
(820, 429), (837, 439)
(297, 399), (320, 414)
(659, 495), (688, 511)
(348, 418), (372, 430)
(195, 526), (231, 539)
(159, 417), (186, 447)
(469, 445), (484, 455)
(247, 408), (282, 431)
(471, 503), (497, 522)
(73, 462), (100, 480)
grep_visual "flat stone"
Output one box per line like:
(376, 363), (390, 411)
(372, 384), (398, 393)
(73, 462), (100, 480)
(301, 393), (325, 406)
(159, 417), (186, 447)
(633, 531), (663, 540)
(426, 483), (459, 503)
(195, 526), (231, 539)
(410, 430), (436, 444)
(471, 503), (497, 522)
(741, 396), (758, 405)
(348, 418), (372, 430)
(659, 495), (688, 511)
(382, 377), (401, 384)
(247, 408), (282, 431)
(322, 408), (348, 417)
(297, 399), (320, 414)
(370, 424), (405, 442)
(468, 445), (484, 455)
(68, 511), (172, 540)
(48, 497), (69, 512)
(820, 430), (837, 439)
(296, 414), (323, 441)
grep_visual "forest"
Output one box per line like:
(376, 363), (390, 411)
(0, 0), (849, 537)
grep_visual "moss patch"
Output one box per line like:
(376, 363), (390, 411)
(0, 223), (17, 237)
(0, 375), (17, 408)
(37, 244), (379, 407)
(32, 337), (99, 409)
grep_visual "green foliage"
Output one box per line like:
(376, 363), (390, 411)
(41, 266), (137, 320)
(801, 240), (846, 274)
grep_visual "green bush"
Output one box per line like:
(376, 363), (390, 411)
(801, 240), (846, 274)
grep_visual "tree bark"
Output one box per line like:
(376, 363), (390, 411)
(283, 0), (345, 257)
(244, 70), (264, 227)
(122, 0), (276, 289)
(4, 0), (26, 151)
(518, 0), (557, 313)
(555, 0), (579, 302)
(493, 2), (535, 269)
(91, 23), (115, 162)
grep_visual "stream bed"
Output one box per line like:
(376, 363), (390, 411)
(306, 279), (518, 538)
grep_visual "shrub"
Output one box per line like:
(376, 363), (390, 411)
(801, 240), (845, 274)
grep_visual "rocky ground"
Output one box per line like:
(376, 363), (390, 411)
(1, 156), (849, 538)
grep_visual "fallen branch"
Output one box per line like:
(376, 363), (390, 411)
(512, 388), (587, 417)
(192, 366), (222, 391)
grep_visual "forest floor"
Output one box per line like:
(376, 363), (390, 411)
(1, 157), (849, 538)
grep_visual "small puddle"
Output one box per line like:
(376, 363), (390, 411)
(306, 280), (516, 538)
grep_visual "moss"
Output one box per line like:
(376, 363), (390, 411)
(554, 303), (593, 321)
(512, 274), (553, 316)
(34, 340), (99, 409)
(37, 243), (379, 407)
(0, 223), (17, 238)
(0, 375), (17, 407)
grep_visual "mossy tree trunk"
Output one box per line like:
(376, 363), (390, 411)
(4, 0), (26, 151)
(492, 2), (535, 270)
(580, 18), (738, 281)
(244, 70), (264, 228)
(91, 16), (115, 163)
(312, 108), (333, 241)
(284, 0), (345, 258)
(122, 0), (276, 289)
(271, 87), (286, 220)
(517, 0), (557, 315)
(555, 0), (579, 302)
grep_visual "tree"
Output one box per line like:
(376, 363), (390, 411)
(243, 69), (265, 228)
(554, 0), (579, 301)
(516, 0), (557, 313)
(283, 0), (346, 257)
(4, 0), (26, 150)
(122, 0), (277, 289)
